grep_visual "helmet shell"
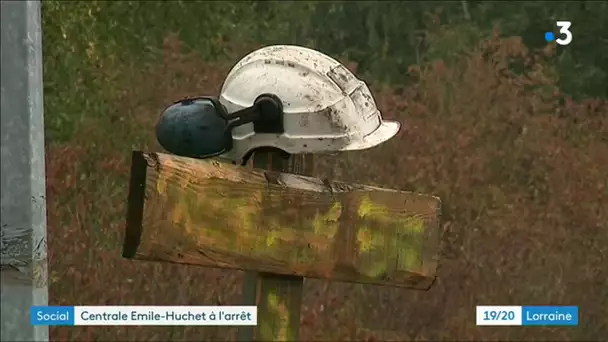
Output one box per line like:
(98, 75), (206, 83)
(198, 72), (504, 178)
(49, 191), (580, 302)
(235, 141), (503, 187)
(219, 45), (400, 161)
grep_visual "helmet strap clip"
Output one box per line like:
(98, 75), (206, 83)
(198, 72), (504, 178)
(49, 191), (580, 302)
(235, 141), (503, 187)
(226, 94), (284, 134)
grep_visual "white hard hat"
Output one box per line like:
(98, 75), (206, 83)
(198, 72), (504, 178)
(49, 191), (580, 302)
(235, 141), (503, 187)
(219, 45), (400, 161)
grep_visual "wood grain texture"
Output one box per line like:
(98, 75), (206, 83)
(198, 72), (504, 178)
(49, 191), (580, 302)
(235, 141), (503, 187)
(123, 151), (442, 289)
(248, 150), (311, 342)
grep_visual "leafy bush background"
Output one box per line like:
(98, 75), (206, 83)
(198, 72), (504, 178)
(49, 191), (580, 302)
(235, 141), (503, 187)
(43, 0), (608, 141)
(42, 1), (607, 341)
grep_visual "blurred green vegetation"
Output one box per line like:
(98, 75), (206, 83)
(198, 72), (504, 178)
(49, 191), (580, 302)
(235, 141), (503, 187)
(42, 2), (608, 341)
(42, 0), (607, 142)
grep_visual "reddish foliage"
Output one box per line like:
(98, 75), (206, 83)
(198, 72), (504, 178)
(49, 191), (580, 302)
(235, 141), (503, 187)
(47, 34), (607, 341)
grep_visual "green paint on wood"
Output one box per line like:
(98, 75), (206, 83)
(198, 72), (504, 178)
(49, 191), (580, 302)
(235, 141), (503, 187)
(124, 152), (442, 290)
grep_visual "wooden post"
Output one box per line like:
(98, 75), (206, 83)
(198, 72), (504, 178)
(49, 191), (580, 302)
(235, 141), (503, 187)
(239, 149), (312, 341)
(1, 1), (49, 341)
(123, 151), (441, 340)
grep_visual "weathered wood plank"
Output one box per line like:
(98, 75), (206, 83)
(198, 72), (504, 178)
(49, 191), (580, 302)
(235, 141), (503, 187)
(123, 151), (441, 289)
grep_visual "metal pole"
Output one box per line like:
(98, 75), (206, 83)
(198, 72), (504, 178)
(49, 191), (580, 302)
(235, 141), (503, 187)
(1, 1), (49, 341)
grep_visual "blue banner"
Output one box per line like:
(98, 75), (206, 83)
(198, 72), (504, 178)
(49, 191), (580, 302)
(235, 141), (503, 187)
(477, 305), (579, 326)
(522, 306), (578, 326)
(31, 306), (75, 326)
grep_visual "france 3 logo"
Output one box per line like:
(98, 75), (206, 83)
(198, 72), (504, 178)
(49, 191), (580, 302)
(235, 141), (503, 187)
(545, 21), (572, 46)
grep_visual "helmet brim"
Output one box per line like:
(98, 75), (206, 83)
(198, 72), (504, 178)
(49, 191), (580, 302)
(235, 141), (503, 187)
(340, 120), (401, 151)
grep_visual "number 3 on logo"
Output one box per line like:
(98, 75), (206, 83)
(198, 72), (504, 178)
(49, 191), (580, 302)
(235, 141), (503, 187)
(556, 21), (572, 46)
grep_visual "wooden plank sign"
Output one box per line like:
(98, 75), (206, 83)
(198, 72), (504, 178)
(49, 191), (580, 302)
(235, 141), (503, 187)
(123, 151), (441, 290)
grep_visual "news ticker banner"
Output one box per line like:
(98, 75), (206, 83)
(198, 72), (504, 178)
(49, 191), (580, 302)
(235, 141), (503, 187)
(31, 305), (577, 326)
(31, 306), (257, 326)
(476, 306), (578, 326)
